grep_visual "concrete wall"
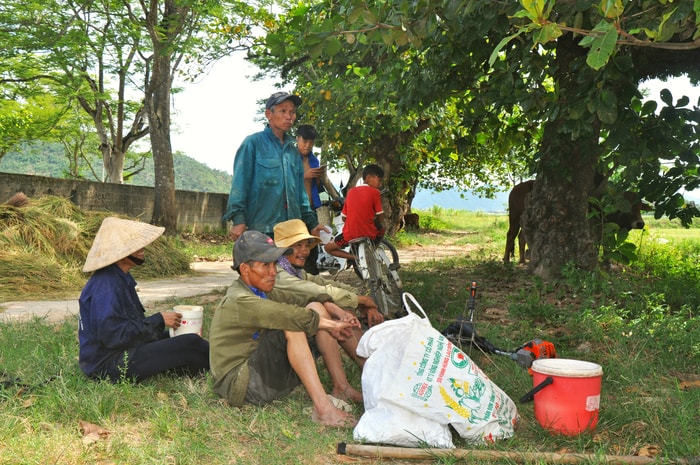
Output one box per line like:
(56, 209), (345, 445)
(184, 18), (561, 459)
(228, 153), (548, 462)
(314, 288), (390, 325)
(0, 172), (228, 232)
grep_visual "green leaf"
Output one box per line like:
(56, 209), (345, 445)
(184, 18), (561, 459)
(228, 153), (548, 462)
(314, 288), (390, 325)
(347, 7), (363, 24)
(660, 88), (672, 105)
(597, 89), (618, 124)
(512, 9), (537, 20)
(641, 100), (658, 115)
(520, 0), (545, 17)
(381, 30), (395, 46)
(579, 19), (614, 46)
(362, 9), (377, 25)
(600, 0), (624, 19)
(584, 23), (618, 70)
(309, 42), (324, 59)
(351, 66), (371, 77)
(533, 22), (562, 44)
(488, 31), (523, 67)
(656, 7), (679, 42)
(325, 38), (342, 56)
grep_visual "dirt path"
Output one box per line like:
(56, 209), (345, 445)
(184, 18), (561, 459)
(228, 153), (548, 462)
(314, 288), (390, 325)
(398, 243), (479, 263)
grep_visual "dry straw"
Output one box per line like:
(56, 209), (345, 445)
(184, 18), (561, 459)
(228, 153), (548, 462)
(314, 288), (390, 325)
(0, 195), (191, 302)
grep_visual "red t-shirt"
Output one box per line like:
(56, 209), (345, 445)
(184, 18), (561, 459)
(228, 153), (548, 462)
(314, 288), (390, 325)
(342, 185), (383, 241)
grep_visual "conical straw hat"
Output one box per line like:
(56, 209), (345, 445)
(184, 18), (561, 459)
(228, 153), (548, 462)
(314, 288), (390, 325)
(82, 217), (165, 272)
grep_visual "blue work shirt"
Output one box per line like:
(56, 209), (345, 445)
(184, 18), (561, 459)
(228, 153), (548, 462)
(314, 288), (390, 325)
(306, 151), (325, 209)
(78, 264), (166, 377)
(223, 126), (319, 235)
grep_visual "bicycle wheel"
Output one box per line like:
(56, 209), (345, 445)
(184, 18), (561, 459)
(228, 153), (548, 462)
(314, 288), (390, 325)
(350, 240), (370, 281)
(358, 239), (404, 319)
(375, 238), (402, 291)
(351, 238), (399, 280)
(374, 240), (405, 318)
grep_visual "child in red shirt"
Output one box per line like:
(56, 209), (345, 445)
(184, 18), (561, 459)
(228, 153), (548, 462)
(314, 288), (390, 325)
(325, 164), (385, 260)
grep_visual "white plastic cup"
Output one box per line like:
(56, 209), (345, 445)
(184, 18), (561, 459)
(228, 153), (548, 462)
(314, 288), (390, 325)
(319, 229), (333, 244)
(169, 305), (204, 337)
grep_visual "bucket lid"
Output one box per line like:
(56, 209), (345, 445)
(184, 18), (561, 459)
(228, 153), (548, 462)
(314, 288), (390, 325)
(173, 305), (204, 317)
(532, 358), (603, 377)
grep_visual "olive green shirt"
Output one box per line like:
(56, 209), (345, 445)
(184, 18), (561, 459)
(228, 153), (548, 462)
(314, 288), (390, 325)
(209, 278), (320, 405)
(269, 264), (360, 310)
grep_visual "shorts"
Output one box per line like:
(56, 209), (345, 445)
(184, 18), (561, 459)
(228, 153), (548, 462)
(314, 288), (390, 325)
(333, 232), (384, 248)
(243, 329), (320, 406)
(332, 233), (351, 248)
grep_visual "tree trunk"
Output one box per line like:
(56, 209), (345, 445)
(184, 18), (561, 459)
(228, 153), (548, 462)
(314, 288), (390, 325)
(101, 144), (126, 183)
(375, 157), (411, 236)
(147, 47), (177, 232)
(144, 0), (182, 233)
(520, 36), (600, 279)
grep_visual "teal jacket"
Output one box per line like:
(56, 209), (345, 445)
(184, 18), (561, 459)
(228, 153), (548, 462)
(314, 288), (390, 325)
(223, 126), (318, 235)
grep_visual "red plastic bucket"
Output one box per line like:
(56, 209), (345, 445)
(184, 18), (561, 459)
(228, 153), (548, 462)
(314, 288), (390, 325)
(530, 358), (603, 435)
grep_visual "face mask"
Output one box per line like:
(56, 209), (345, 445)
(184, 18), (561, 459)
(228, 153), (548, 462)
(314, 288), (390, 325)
(127, 255), (145, 266)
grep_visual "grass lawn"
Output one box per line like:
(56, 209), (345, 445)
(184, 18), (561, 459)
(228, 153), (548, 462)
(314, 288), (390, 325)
(1, 207), (699, 464)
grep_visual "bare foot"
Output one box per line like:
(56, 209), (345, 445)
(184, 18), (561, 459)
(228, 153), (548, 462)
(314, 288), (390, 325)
(332, 385), (363, 404)
(311, 406), (357, 428)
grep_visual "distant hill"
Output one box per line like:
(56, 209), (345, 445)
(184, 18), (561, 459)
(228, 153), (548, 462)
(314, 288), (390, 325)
(0, 142), (232, 193)
(1, 143), (509, 210)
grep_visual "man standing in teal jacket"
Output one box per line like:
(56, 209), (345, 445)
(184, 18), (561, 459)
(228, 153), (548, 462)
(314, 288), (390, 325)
(223, 92), (326, 241)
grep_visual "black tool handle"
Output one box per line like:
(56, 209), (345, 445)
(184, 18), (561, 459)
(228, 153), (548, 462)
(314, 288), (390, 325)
(519, 376), (553, 403)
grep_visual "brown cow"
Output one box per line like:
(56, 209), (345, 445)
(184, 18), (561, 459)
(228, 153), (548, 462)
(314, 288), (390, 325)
(404, 212), (420, 230)
(503, 181), (535, 263)
(503, 180), (649, 263)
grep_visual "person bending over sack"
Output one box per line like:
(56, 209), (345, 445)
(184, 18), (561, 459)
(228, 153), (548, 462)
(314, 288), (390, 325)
(209, 230), (357, 427)
(78, 217), (210, 383)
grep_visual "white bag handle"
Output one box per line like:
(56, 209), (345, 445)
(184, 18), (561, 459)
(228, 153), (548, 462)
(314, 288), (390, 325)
(401, 292), (430, 322)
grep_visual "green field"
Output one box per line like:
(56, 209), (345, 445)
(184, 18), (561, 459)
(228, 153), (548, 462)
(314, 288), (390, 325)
(1, 205), (699, 464)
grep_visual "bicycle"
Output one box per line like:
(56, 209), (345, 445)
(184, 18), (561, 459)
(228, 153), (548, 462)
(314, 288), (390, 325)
(315, 196), (403, 318)
(348, 236), (405, 320)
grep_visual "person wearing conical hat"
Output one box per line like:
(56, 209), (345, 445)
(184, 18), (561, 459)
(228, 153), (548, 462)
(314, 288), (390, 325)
(78, 217), (209, 382)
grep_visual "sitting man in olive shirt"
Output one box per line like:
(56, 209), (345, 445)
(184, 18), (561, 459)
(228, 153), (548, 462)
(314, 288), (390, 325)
(209, 230), (357, 427)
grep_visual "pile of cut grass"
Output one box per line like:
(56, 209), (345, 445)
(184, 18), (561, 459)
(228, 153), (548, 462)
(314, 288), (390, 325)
(0, 196), (191, 302)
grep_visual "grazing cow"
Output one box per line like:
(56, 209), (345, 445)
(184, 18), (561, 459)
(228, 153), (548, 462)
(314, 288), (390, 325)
(503, 180), (649, 263)
(403, 212), (420, 230)
(503, 181), (535, 264)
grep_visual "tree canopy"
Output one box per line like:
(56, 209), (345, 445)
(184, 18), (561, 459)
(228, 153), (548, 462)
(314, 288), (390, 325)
(1, 0), (271, 230)
(254, 0), (700, 277)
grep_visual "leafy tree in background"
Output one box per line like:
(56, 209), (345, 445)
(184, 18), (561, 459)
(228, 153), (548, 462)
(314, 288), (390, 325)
(252, 2), (541, 230)
(0, 1), (151, 183)
(257, 0), (700, 277)
(0, 0), (269, 231)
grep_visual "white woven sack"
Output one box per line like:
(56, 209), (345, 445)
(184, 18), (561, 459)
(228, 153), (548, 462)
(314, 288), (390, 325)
(355, 293), (518, 445)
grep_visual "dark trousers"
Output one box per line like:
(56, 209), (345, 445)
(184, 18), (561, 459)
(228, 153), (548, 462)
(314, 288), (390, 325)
(243, 330), (320, 405)
(303, 244), (320, 274)
(103, 334), (210, 383)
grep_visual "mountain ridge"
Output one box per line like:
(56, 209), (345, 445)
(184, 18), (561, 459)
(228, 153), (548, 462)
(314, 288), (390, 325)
(0, 145), (508, 211)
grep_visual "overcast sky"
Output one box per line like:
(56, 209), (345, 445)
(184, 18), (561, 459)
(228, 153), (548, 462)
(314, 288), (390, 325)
(170, 54), (700, 182)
